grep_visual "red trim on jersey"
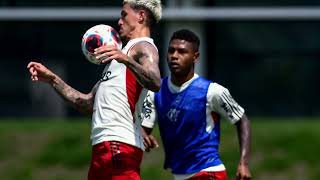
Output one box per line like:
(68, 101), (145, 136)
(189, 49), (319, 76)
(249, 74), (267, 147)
(211, 112), (220, 123)
(126, 68), (143, 120)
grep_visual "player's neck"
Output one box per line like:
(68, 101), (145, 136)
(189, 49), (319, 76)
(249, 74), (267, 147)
(171, 72), (194, 87)
(130, 26), (151, 39)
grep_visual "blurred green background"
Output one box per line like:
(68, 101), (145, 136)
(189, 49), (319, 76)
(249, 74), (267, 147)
(1, 117), (319, 180)
(1, 0), (320, 179)
(1, 0), (320, 117)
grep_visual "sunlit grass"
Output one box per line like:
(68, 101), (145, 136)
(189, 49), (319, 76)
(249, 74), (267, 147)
(0, 117), (319, 180)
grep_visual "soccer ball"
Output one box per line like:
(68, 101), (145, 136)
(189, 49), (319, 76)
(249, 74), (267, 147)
(81, 24), (122, 65)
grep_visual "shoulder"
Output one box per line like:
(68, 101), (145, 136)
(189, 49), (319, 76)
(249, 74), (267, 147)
(207, 82), (229, 102)
(196, 76), (212, 86)
(130, 40), (158, 54)
(128, 40), (159, 63)
(208, 82), (227, 95)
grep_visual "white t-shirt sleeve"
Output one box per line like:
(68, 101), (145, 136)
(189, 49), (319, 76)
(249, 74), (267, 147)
(208, 83), (245, 124)
(141, 90), (158, 128)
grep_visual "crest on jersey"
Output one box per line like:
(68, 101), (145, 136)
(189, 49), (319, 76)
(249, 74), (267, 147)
(167, 108), (180, 122)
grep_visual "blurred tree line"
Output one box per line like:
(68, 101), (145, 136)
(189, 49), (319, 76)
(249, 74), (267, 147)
(0, 0), (319, 117)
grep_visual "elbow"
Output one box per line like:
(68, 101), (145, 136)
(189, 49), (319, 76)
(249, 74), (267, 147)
(150, 80), (161, 92)
(148, 85), (160, 92)
(141, 82), (160, 92)
(141, 73), (161, 92)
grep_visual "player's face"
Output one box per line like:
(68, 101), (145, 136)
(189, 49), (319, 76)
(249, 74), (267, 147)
(118, 3), (139, 41)
(167, 39), (199, 77)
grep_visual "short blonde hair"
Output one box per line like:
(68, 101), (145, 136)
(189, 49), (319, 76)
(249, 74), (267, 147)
(123, 0), (162, 23)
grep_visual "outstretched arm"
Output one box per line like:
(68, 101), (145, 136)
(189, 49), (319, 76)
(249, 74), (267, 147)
(27, 61), (98, 115)
(235, 114), (252, 180)
(51, 76), (99, 115)
(95, 42), (161, 92)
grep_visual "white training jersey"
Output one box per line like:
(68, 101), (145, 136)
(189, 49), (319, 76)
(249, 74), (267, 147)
(91, 37), (157, 150)
(142, 74), (244, 129)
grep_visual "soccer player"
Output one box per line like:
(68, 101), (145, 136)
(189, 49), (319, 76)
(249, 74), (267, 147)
(141, 29), (252, 180)
(27, 0), (162, 179)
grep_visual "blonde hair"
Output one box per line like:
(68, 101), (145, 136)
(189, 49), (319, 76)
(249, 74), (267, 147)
(123, 0), (162, 23)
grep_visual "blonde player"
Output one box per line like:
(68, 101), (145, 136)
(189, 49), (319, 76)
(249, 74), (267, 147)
(27, 0), (162, 179)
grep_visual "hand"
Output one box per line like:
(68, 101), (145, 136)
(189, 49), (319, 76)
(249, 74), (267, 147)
(236, 162), (252, 180)
(143, 134), (159, 152)
(94, 45), (129, 65)
(27, 61), (56, 83)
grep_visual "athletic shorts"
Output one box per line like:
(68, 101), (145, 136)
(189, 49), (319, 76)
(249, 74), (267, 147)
(88, 141), (143, 180)
(187, 170), (227, 180)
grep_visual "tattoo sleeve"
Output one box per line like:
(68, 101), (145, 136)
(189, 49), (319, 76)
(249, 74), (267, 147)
(236, 114), (251, 165)
(51, 76), (99, 115)
(126, 43), (161, 92)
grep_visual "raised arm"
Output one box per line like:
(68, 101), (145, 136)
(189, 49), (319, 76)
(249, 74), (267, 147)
(235, 114), (252, 180)
(126, 42), (161, 91)
(27, 61), (98, 115)
(95, 42), (161, 92)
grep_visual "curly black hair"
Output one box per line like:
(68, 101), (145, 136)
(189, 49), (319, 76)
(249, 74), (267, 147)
(170, 29), (200, 51)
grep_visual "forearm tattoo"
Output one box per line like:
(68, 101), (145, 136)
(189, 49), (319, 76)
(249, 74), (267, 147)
(127, 51), (160, 91)
(51, 77), (94, 115)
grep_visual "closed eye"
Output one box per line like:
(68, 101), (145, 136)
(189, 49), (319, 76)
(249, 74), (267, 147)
(121, 10), (127, 18)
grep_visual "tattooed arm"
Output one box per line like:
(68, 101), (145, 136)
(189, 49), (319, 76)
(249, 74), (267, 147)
(27, 61), (98, 115)
(95, 41), (161, 92)
(126, 42), (161, 92)
(51, 77), (99, 115)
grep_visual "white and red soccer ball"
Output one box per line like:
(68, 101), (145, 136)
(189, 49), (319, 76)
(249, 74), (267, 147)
(81, 24), (122, 65)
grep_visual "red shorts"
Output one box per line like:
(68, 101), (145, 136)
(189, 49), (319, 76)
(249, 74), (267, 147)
(88, 141), (143, 180)
(188, 170), (227, 180)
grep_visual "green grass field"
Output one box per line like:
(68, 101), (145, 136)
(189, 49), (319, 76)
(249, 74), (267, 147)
(0, 117), (319, 180)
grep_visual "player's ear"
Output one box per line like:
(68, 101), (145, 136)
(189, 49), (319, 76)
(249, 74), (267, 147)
(193, 51), (200, 63)
(138, 10), (145, 23)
